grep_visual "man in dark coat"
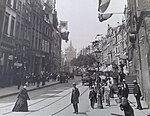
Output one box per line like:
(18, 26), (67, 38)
(121, 79), (129, 99)
(119, 70), (126, 83)
(133, 80), (142, 110)
(89, 87), (97, 109)
(89, 76), (93, 89)
(12, 83), (30, 112)
(71, 82), (80, 114)
(120, 97), (134, 116)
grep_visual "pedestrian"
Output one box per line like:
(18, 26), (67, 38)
(133, 80), (143, 110)
(12, 83), (30, 112)
(119, 70), (126, 83)
(121, 79), (129, 99)
(120, 97), (134, 116)
(109, 79), (114, 98)
(89, 87), (97, 109)
(89, 76), (93, 89)
(16, 73), (21, 89)
(36, 74), (41, 87)
(71, 82), (80, 114)
(104, 82), (110, 106)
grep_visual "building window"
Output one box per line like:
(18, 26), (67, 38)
(29, 12), (31, 22)
(27, 28), (30, 40)
(10, 16), (15, 36)
(15, 22), (20, 39)
(32, 34), (34, 48)
(17, 1), (22, 12)
(4, 13), (10, 34)
(7, 0), (11, 7)
(21, 25), (24, 39)
(35, 37), (38, 49)
(24, 26), (27, 39)
(13, 0), (17, 10)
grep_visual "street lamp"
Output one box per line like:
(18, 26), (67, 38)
(94, 48), (103, 109)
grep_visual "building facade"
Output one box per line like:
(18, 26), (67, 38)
(0, 0), (62, 87)
(127, 0), (150, 107)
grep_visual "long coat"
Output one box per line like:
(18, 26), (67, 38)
(89, 90), (97, 100)
(133, 84), (142, 98)
(12, 88), (30, 112)
(120, 98), (134, 116)
(71, 87), (80, 104)
(121, 83), (129, 98)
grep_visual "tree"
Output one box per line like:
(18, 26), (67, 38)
(70, 54), (96, 67)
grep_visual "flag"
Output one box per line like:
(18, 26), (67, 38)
(59, 20), (69, 42)
(59, 20), (68, 30)
(61, 31), (70, 42)
(98, 13), (113, 22)
(98, 0), (111, 13)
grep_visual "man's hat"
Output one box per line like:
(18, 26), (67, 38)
(133, 80), (137, 83)
(73, 82), (76, 85)
(122, 79), (126, 82)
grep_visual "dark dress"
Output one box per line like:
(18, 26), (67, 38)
(12, 88), (30, 112)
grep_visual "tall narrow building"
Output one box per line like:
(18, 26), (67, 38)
(65, 41), (76, 63)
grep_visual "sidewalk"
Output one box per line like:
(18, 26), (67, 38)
(0, 80), (60, 98)
(87, 94), (150, 116)
(128, 94), (150, 116)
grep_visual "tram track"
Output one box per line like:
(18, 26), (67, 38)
(2, 84), (85, 115)
(0, 79), (81, 109)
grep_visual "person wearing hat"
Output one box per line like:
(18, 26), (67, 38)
(89, 87), (97, 108)
(121, 79), (129, 99)
(71, 83), (80, 114)
(12, 83), (30, 112)
(133, 80), (142, 110)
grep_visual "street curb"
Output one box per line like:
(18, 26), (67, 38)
(0, 82), (60, 99)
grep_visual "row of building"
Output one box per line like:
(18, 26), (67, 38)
(0, 0), (62, 87)
(80, 0), (150, 107)
(80, 22), (128, 73)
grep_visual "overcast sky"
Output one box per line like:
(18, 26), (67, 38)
(56, 0), (127, 52)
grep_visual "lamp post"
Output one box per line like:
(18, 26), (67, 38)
(94, 48), (103, 109)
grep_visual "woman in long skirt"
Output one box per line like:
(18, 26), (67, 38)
(12, 83), (30, 112)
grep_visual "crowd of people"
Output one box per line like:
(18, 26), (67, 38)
(16, 71), (75, 89)
(77, 66), (143, 116)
